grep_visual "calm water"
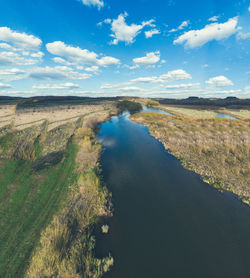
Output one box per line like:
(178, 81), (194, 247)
(216, 112), (237, 120)
(96, 110), (250, 278)
(141, 105), (172, 115)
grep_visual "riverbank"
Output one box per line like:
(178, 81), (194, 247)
(131, 112), (250, 205)
(0, 103), (116, 277)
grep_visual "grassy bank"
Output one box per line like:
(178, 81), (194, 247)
(131, 112), (250, 205)
(0, 140), (78, 277)
(0, 106), (114, 277)
(26, 125), (113, 278)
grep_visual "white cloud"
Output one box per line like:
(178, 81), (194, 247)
(174, 17), (238, 48)
(0, 27), (41, 50)
(30, 51), (44, 58)
(133, 51), (160, 66)
(0, 51), (39, 66)
(169, 20), (189, 33)
(249, 6), (250, 12)
(131, 69), (191, 84)
(0, 68), (25, 81)
(104, 12), (155, 44)
(33, 82), (80, 90)
(237, 32), (250, 40)
(0, 42), (17, 51)
(101, 81), (131, 89)
(145, 29), (160, 38)
(160, 69), (192, 82)
(98, 56), (120, 66)
(208, 16), (219, 22)
(46, 41), (120, 66)
(118, 86), (145, 92)
(0, 68), (25, 76)
(85, 66), (100, 72)
(205, 75), (233, 87)
(53, 57), (73, 66)
(0, 82), (12, 89)
(130, 76), (158, 83)
(80, 0), (104, 10)
(163, 83), (200, 89)
(29, 66), (91, 80)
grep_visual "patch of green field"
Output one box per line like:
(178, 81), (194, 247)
(0, 140), (78, 277)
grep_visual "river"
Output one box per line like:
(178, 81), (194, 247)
(96, 108), (250, 278)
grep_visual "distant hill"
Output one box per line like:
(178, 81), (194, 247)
(0, 95), (249, 109)
(156, 96), (250, 108)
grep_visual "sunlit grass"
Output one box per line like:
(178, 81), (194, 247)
(132, 112), (250, 204)
(160, 106), (217, 118)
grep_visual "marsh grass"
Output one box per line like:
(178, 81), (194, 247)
(159, 106), (217, 118)
(0, 106), (114, 277)
(0, 140), (78, 277)
(132, 112), (250, 204)
(26, 121), (113, 278)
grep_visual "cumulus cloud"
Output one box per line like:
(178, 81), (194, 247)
(118, 86), (145, 92)
(174, 17), (238, 48)
(133, 51), (160, 66)
(0, 68), (25, 76)
(33, 83), (80, 90)
(0, 51), (39, 66)
(46, 41), (120, 67)
(0, 42), (17, 51)
(104, 12), (155, 44)
(169, 20), (189, 33)
(163, 83), (200, 89)
(145, 29), (160, 38)
(208, 16), (219, 22)
(53, 57), (73, 66)
(101, 82), (131, 89)
(0, 68), (25, 81)
(85, 66), (100, 73)
(205, 75), (233, 87)
(80, 0), (104, 10)
(131, 69), (191, 84)
(0, 82), (12, 89)
(0, 27), (41, 50)
(98, 56), (120, 66)
(29, 66), (91, 80)
(160, 69), (192, 82)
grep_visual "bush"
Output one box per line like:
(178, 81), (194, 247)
(146, 100), (160, 107)
(117, 100), (142, 113)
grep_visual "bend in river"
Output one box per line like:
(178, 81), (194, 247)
(96, 109), (250, 278)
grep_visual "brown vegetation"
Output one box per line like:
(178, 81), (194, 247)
(132, 112), (250, 205)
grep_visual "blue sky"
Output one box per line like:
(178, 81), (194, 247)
(0, 0), (250, 98)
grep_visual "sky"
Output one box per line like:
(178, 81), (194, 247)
(0, 0), (250, 98)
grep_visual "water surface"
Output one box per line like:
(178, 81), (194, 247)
(96, 110), (250, 278)
(141, 105), (172, 115)
(216, 112), (237, 120)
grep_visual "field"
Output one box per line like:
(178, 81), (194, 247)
(131, 111), (250, 204)
(0, 101), (117, 277)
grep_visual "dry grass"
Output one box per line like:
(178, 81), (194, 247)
(159, 106), (217, 118)
(132, 112), (250, 205)
(0, 103), (116, 131)
(0, 103), (115, 277)
(26, 109), (113, 278)
(218, 108), (250, 119)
